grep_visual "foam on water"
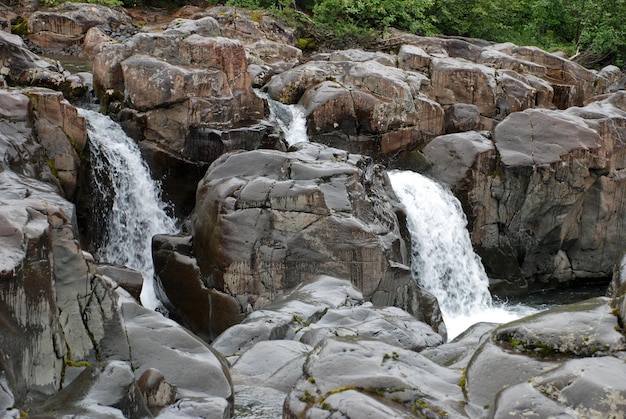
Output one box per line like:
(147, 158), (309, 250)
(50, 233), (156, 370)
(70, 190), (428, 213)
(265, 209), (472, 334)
(389, 170), (536, 340)
(81, 108), (178, 310)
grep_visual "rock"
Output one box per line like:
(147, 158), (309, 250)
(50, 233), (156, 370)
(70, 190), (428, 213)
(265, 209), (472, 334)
(494, 297), (625, 357)
(211, 275), (364, 357)
(138, 140), (209, 219)
(184, 121), (275, 164)
(0, 30), (61, 84)
(206, 6), (298, 46)
(137, 368), (177, 409)
(296, 304), (443, 351)
(191, 142), (409, 310)
(119, 291), (234, 415)
(492, 357), (626, 418)
(153, 234), (243, 342)
(444, 103), (481, 133)
(23, 87), (87, 199)
(230, 340), (313, 393)
(93, 16), (265, 156)
(96, 264), (144, 301)
(27, 2), (133, 54)
(464, 339), (560, 417)
(369, 265), (447, 338)
(430, 57), (498, 117)
(422, 92), (626, 291)
(32, 361), (151, 418)
(81, 26), (115, 57)
(265, 58), (444, 158)
(283, 337), (465, 418)
(422, 322), (497, 368)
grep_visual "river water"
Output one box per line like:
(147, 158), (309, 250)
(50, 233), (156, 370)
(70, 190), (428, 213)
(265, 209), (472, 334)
(80, 108), (178, 310)
(81, 101), (537, 339)
(388, 170), (537, 340)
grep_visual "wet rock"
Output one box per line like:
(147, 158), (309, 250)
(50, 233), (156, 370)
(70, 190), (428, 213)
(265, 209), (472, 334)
(422, 92), (626, 291)
(96, 264), (143, 301)
(153, 234), (243, 342)
(284, 336), (465, 418)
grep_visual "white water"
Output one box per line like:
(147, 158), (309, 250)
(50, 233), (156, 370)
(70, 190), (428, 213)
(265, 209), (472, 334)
(80, 109), (178, 310)
(259, 92), (308, 147)
(389, 170), (535, 340)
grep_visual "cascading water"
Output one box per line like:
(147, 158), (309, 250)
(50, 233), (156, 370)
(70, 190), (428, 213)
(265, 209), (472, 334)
(389, 170), (535, 340)
(80, 108), (178, 310)
(257, 90), (308, 147)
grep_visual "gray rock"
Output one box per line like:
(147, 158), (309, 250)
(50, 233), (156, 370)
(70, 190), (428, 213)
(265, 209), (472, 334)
(118, 290), (233, 414)
(493, 357), (626, 418)
(297, 304), (443, 351)
(191, 142), (409, 312)
(230, 340), (313, 393)
(32, 360), (150, 418)
(211, 275), (363, 357)
(464, 340), (559, 417)
(137, 368), (177, 409)
(284, 336), (465, 418)
(494, 297), (625, 357)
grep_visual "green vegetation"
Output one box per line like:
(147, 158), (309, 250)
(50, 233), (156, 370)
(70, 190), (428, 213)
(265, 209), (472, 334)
(41, 0), (123, 7)
(224, 0), (625, 68)
(36, 0), (625, 66)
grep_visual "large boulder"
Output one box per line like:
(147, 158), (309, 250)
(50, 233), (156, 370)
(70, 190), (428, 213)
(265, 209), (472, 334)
(264, 57), (444, 159)
(283, 336), (465, 418)
(191, 142), (409, 311)
(422, 91), (626, 292)
(464, 297), (626, 417)
(93, 15), (265, 159)
(27, 2), (133, 54)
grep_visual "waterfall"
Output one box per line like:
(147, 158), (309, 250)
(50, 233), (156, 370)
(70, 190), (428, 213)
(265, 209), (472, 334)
(80, 108), (178, 310)
(389, 170), (534, 340)
(256, 90), (308, 146)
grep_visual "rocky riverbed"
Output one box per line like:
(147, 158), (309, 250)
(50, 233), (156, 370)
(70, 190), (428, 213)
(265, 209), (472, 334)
(1, 2), (626, 417)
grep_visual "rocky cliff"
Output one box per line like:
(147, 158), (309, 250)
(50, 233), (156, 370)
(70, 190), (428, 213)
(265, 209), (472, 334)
(1, 3), (626, 417)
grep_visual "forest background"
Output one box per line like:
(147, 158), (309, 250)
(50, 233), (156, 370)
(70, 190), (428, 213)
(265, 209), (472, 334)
(27, 0), (626, 69)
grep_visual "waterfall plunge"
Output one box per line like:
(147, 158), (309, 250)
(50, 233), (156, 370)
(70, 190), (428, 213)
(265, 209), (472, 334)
(81, 109), (178, 310)
(389, 170), (534, 340)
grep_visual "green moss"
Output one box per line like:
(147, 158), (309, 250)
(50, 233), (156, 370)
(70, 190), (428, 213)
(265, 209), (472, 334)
(45, 156), (58, 178)
(297, 37), (316, 50)
(11, 16), (28, 37)
(458, 368), (467, 398)
(65, 359), (91, 368)
(307, 376), (316, 384)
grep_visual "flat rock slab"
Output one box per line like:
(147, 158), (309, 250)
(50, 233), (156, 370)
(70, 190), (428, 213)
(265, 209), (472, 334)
(494, 297), (626, 357)
(284, 336), (465, 418)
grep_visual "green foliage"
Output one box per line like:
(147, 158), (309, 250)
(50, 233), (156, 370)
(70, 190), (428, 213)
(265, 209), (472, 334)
(11, 16), (28, 37)
(312, 0), (436, 37)
(40, 0), (122, 6)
